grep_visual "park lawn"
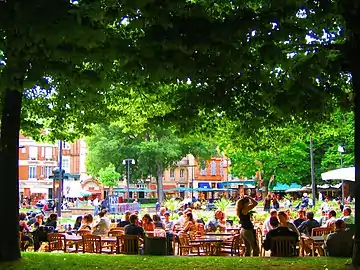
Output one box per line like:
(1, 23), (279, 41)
(140, 203), (155, 208)
(0, 253), (351, 270)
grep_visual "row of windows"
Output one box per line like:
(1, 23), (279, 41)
(27, 157), (70, 179)
(168, 161), (224, 179)
(22, 142), (71, 160)
(169, 168), (185, 178)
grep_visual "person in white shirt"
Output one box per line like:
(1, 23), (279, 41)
(324, 210), (337, 229)
(262, 209), (278, 235)
(341, 207), (355, 224)
(321, 199), (330, 213)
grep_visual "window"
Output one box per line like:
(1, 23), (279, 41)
(211, 161), (217, 176)
(29, 146), (38, 160)
(220, 161), (224, 176)
(63, 142), (71, 150)
(45, 147), (53, 160)
(62, 156), (70, 173)
(200, 161), (207, 175)
(45, 166), (52, 178)
(28, 166), (36, 179)
(180, 169), (185, 179)
(21, 147), (26, 154)
(170, 168), (175, 180)
(41, 147), (45, 157)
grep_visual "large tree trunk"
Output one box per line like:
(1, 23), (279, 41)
(156, 165), (164, 203)
(0, 86), (23, 261)
(343, 1), (360, 268)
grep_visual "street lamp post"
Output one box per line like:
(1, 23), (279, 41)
(338, 145), (345, 204)
(57, 140), (63, 217)
(310, 138), (316, 207)
(122, 159), (135, 203)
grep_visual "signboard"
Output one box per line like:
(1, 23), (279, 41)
(106, 195), (140, 214)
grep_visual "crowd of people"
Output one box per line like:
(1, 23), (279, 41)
(18, 191), (355, 257)
(235, 195), (355, 257)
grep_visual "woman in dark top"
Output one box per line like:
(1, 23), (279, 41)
(236, 196), (259, 256)
(272, 195), (280, 210)
(74, 216), (82, 230)
(45, 213), (58, 231)
(263, 194), (271, 212)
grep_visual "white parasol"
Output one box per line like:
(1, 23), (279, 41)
(321, 167), (355, 182)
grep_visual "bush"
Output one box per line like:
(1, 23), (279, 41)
(214, 198), (231, 212)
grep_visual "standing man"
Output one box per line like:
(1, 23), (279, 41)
(93, 197), (100, 216)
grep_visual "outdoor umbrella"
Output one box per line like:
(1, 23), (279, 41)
(321, 167), (355, 182)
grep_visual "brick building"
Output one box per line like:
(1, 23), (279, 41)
(19, 134), (83, 202)
(148, 154), (230, 199)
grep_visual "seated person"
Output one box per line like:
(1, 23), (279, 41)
(298, 211), (320, 255)
(124, 214), (145, 239)
(142, 214), (155, 232)
(205, 210), (226, 232)
(73, 216), (82, 230)
(153, 214), (166, 230)
(27, 213), (37, 226)
(341, 207), (355, 225)
(262, 209), (278, 235)
(325, 219), (354, 257)
(317, 211), (328, 226)
(163, 212), (174, 231)
(263, 217), (298, 256)
(79, 214), (93, 230)
(324, 210), (337, 228)
(93, 210), (110, 235)
(298, 211), (320, 237)
(117, 211), (131, 227)
(278, 211), (299, 236)
(180, 213), (196, 234)
(44, 213), (58, 231)
(293, 210), (306, 228)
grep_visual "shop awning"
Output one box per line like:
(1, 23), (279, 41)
(198, 182), (211, 189)
(165, 187), (191, 192)
(270, 183), (301, 191)
(195, 188), (231, 192)
(221, 180), (255, 186)
(31, 187), (49, 194)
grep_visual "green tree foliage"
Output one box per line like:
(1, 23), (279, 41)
(229, 110), (354, 193)
(86, 123), (215, 202)
(98, 164), (121, 187)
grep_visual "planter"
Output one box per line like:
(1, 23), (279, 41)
(61, 210), (72, 218)
(69, 208), (94, 216)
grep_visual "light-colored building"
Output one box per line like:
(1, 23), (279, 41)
(18, 134), (85, 202)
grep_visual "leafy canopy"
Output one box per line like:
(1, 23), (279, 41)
(98, 164), (121, 187)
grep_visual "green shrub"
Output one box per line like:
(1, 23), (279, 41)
(214, 198), (231, 212)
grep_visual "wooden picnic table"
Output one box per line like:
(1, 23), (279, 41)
(300, 235), (325, 256)
(206, 232), (234, 236)
(62, 234), (117, 253)
(190, 235), (231, 256)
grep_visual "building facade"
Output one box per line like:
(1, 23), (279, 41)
(156, 154), (230, 199)
(19, 134), (84, 202)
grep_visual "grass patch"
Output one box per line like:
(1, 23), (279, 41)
(0, 253), (350, 270)
(19, 208), (37, 213)
(140, 203), (155, 208)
